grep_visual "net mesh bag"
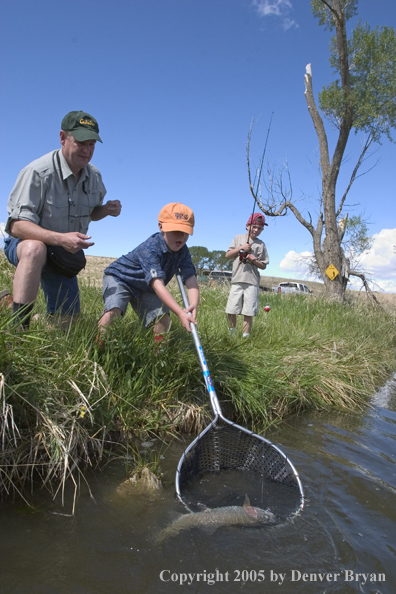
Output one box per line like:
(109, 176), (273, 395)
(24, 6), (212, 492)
(178, 421), (300, 491)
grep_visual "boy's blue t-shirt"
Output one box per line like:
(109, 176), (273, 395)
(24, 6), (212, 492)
(104, 232), (196, 298)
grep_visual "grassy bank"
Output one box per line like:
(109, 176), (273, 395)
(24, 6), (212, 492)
(0, 255), (395, 505)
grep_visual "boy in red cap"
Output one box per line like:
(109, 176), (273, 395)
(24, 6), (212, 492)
(225, 213), (269, 337)
(98, 203), (199, 342)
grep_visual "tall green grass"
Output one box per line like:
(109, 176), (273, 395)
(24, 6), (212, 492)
(0, 254), (395, 505)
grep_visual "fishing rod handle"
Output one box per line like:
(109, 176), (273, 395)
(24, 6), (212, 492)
(176, 274), (222, 417)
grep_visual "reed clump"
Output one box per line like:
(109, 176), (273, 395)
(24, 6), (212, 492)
(0, 254), (395, 505)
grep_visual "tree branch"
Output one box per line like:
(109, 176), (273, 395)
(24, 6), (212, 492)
(319, 0), (336, 15)
(304, 64), (330, 181)
(349, 269), (387, 310)
(247, 120), (316, 236)
(336, 135), (374, 217)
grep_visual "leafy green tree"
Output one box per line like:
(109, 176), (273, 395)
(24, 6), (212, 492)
(189, 246), (211, 274)
(207, 250), (232, 271)
(189, 246), (232, 273)
(248, 0), (396, 300)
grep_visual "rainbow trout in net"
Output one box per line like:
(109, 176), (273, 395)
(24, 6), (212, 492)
(156, 495), (276, 543)
(175, 274), (304, 519)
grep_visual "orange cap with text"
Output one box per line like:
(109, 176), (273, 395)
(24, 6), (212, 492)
(158, 202), (195, 235)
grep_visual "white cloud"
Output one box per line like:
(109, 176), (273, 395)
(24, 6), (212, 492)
(279, 229), (396, 293)
(348, 276), (396, 293)
(279, 249), (314, 274)
(253, 0), (292, 17)
(252, 0), (298, 29)
(282, 17), (298, 31)
(357, 229), (396, 280)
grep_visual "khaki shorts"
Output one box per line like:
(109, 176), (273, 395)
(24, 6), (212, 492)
(102, 273), (169, 327)
(225, 282), (259, 317)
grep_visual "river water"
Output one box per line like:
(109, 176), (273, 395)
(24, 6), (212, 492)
(1, 376), (396, 594)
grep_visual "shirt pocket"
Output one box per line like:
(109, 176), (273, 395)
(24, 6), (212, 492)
(40, 188), (69, 233)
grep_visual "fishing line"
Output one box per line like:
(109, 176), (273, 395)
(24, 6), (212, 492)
(248, 111), (274, 238)
(240, 112), (274, 261)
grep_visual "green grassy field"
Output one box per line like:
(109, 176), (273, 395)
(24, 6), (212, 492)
(0, 253), (395, 505)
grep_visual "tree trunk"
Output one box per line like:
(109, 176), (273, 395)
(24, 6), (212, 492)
(322, 271), (348, 300)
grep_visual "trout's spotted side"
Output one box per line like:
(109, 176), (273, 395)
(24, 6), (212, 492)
(156, 495), (276, 543)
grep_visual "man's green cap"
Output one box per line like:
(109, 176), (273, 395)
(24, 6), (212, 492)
(61, 111), (102, 143)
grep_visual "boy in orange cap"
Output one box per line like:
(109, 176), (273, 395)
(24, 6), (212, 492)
(225, 212), (269, 337)
(98, 203), (199, 342)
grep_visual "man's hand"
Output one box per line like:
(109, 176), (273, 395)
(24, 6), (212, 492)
(60, 232), (95, 253)
(9, 221), (95, 252)
(104, 200), (122, 217)
(90, 200), (122, 221)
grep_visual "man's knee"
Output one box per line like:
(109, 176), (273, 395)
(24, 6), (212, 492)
(17, 240), (47, 267)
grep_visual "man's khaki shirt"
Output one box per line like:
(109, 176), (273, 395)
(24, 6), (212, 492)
(6, 149), (106, 235)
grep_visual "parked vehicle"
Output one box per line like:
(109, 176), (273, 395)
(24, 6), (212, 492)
(208, 270), (232, 284)
(272, 282), (313, 294)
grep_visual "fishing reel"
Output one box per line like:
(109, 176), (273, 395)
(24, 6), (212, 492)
(239, 249), (248, 262)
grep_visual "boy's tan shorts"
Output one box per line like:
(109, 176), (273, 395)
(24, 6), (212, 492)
(225, 282), (259, 317)
(102, 273), (169, 327)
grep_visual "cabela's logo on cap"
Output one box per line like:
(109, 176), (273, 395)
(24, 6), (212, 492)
(80, 118), (95, 127)
(61, 111), (102, 143)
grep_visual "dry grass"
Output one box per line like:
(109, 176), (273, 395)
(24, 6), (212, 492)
(116, 466), (163, 495)
(263, 275), (396, 312)
(78, 255), (116, 287)
(1, 251), (395, 312)
(80, 256), (396, 312)
(169, 402), (210, 435)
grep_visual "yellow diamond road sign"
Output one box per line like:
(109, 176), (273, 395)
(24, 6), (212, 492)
(326, 264), (339, 281)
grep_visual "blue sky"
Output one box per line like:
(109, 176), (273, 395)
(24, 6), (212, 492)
(1, 0), (395, 290)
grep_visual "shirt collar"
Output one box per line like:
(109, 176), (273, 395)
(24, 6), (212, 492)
(157, 232), (171, 253)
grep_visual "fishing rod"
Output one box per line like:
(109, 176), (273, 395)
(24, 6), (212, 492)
(239, 112), (274, 261)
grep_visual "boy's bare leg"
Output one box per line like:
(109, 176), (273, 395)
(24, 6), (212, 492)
(153, 313), (170, 335)
(243, 316), (252, 335)
(227, 313), (237, 329)
(96, 308), (123, 348)
(98, 308), (123, 331)
(153, 313), (170, 352)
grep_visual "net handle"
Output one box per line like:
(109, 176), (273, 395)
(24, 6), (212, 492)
(175, 275), (305, 515)
(176, 274), (222, 417)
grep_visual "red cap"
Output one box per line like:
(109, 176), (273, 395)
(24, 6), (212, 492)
(247, 213), (268, 227)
